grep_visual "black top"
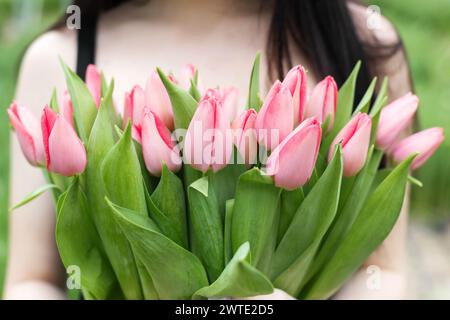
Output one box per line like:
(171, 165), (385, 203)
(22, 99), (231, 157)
(76, 13), (98, 80)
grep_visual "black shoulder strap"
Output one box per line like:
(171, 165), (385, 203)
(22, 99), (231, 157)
(76, 13), (98, 80)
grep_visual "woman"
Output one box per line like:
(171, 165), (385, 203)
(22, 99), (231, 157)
(4, 0), (411, 299)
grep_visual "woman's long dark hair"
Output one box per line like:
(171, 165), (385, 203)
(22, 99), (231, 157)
(58, 0), (403, 102)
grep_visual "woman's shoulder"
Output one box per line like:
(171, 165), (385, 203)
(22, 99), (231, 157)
(16, 28), (77, 114)
(348, 1), (400, 47)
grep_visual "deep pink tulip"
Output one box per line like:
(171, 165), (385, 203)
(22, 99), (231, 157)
(376, 92), (419, 151)
(141, 108), (182, 176)
(282, 65), (307, 126)
(231, 109), (258, 165)
(391, 127), (444, 170)
(304, 76), (337, 132)
(41, 106), (87, 176)
(85, 64), (102, 108)
(7, 102), (45, 166)
(183, 95), (233, 173)
(266, 118), (322, 190)
(255, 81), (294, 151)
(329, 113), (372, 177)
(145, 71), (174, 131)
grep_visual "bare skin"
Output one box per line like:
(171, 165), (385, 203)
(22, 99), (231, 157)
(4, 0), (412, 299)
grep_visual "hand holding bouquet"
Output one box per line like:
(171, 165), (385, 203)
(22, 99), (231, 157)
(9, 55), (444, 299)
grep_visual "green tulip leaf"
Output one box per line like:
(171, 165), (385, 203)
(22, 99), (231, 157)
(224, 199), (235, 264)
(277, 188), (305, 244)
(323, 61), (361, 151)
(188, 176), (224, 282)
(60, 59), (98, 142)
(87, 99), (144, 299)
(56, 179), (118, 300)
(9, 184), (61, 211)
(49, 88), (59, 112)
(302, 147), (383, 286)
(156, 67), (198, 130)
(107, 199), (209, 300)
(246, 53), (263, 110)
(370, 77), (389, 145)
(189, 75), (202, 102)
(231, 168), (281, 270)
(101, 123), (147, 214)
(147, 165), (188, 248)
(193, 242), (273, 299)
(271, 146), (343, 296)
(303, 155), (415, 299)
(353, 77), (377, 115)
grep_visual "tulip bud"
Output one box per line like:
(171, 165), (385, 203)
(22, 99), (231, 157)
(179, 64), (204, 93)
(304, 76), (337, 132)
(282, 65), (307, 126)
(329, 113), (372, 177)
(222, 87), (240, 123)
(145, 71), (174, 131)
(7, 102), (45, 166)
(41, 106), (87, 176)
(123, 85), (146, 127)
(183, 95), (233, 173)
(62, 90), (74, 128)
(391, 127), (444, 170)
(266, 118), (322, 190)
(141, 108), (182, 176)
(232, 109), (258, 165)
(85, 64), (102, 108)
(255, 81), (294, 151)
(376, 92), (419, 151)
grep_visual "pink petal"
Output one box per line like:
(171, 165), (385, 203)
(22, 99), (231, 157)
(48, 116), (87, 176)
(145, 71), (174, 131)
(141, 110), (181, 176)
(41, 105), (58, 169)
(282, 65), (307, 125)
(85, 64), (102, 108)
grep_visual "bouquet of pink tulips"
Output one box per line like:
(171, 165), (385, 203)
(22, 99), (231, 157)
(8, 54), (444, 300)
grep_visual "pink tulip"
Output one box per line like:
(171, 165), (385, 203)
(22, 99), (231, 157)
(179, 64), (197, 90)
(183, 95), (233, 173)
(7, 102), (45, 166)
(232, 109), (258, 165)
(222, 87), (240, 123)
(145, 71), (174, 131)
(179, 63), (204, 93)
(123, 85), (146, 126)
(41, 106), (87, 176)
(85, 64), (102, 108)
(304, 76), (337, 132)
(376, 92), (419, 151)
(282, 65), (307, 126)
(391, 127), (444, 170)
(141, 108), (182, 176)
(255, 81), (294, 151)
(62, 90), (74, 128)
(266, 118), (322, 190)
(329, 113), (372, 177)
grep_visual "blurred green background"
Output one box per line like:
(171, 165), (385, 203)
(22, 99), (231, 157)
(0, 0), (449, 296)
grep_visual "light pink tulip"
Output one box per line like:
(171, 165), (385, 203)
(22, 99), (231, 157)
(282, 65), (307, 126)
(266, 118), (322, 190)
(232, 109), (258, 165)
(183, 95), (233, 173)
(222, 87), (240, 123)
(7, 102), (45, 166)
(376, 92), (419, 151)
(85, 64), (102, 108)
(304, 76), (337, 132)
(145, 71), (174, 131)
(41, 106), (87, 176)
(255, 81), (294, 151)
(329, 113), (372, 177)
(62, 90), (74, 128)
(391, 127), (444, 170)
(141, 108), (182, 176)
(179, 63), (204, 93)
